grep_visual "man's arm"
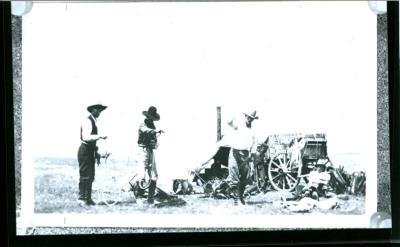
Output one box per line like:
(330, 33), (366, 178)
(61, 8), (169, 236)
(139, 123), (164, 134)
(81, 118), (106, 142)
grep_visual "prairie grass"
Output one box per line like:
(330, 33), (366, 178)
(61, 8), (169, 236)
(34, 158), (365, 215)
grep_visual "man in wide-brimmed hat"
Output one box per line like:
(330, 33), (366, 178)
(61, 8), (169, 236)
(224, 109), (259, 205)
(137, 106), (163, 204)
(77, 102), (108, 206)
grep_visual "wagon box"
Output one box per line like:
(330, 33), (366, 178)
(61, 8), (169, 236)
(190, 133), (333, 194)
(255, 133), (332, 192)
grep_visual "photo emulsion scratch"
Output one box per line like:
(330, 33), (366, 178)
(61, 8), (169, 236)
(14, 1), (385, 233)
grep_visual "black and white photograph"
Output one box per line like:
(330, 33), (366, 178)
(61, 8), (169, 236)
(11, 1), (393, 234)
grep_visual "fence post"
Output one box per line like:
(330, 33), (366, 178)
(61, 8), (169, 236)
(217, 106), (221, 141)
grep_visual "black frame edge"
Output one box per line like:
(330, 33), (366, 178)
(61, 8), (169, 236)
(3, 1), (17, 247)
(388, 0), (400, 244)
(3, 1), (399, 246)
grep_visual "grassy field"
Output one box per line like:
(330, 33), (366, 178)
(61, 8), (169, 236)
(33, 157), (365, 215)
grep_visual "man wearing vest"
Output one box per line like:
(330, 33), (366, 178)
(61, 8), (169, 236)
(77, 103), (108, 206)
(137, 106), (163, 204)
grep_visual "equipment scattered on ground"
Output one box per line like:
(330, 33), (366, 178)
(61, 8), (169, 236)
(186, 133), (366, 200)
(278, 196), (340, 213)
(172, 179), (193, 195)
(130, 178), (187, 207)
(328, 165), (350, 194)
(349, 171), (366, 195)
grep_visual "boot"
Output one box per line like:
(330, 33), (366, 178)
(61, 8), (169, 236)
(229, 184), (239, 206)
(85, 181), (96, 206)
(78, 180), (86, 201)
(78, 180), (87, 205)
(147, 180), (156, 204)
(238, 183), (246, 205)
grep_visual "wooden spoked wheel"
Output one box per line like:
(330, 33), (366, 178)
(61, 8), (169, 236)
(267, 153), (301, 192)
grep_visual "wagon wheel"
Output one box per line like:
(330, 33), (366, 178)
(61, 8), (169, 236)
(267, 153), (301, 192)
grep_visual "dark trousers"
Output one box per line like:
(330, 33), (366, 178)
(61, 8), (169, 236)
(77, 143), (96, 200)
(232, 149), (250, 184)
(227, 149), (250, 203)
(228, 149), (250, 186)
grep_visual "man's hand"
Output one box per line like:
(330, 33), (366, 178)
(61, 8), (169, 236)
(99, 135), (107, 140)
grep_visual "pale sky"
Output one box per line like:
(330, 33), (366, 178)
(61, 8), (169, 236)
(22, 2), (377, 181)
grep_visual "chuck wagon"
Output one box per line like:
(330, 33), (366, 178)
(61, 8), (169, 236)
(190, 133), (334, 194)
(254, 133), (333, 192)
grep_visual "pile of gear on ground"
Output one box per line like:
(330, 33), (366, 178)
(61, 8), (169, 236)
(129, 133), (366, 211)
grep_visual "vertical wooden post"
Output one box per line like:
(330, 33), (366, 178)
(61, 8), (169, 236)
(217, 106), (221, 141)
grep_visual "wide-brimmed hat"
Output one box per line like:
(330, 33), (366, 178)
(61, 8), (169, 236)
(87, 102), (107, 113)
(143, 106), (160, 121)
(243, 110), (259, 120)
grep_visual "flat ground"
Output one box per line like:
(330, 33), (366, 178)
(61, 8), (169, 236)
(14, 157), (365, 234)
(32, 158), (365, 215)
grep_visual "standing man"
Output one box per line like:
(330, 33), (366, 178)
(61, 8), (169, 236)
(138, 106), (163, 204)
(77, 102), (107, 206)
(225, 110), (259, 205)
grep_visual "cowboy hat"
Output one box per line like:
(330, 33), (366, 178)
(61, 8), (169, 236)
(87, 102), (107, 113)
(243, 110), (259, 120)
(143, 106), (160, 121)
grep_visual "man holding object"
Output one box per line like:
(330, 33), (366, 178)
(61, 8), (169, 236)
(77, 102), (108, 206)
(138, 106), (163, 204)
